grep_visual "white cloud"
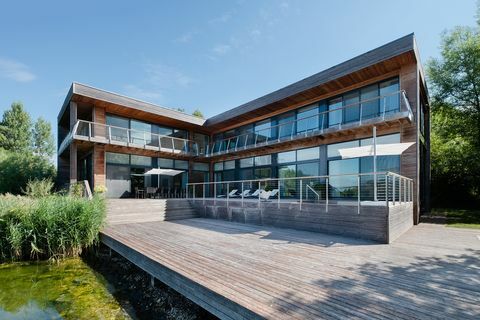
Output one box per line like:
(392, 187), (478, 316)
(212, 44), (231, 56)
(123, 63), (193, 104)
(123, 84), (163, 102)
(0, 57), (36, 82)
(209, 12), (232, 24)
(175, 31), (197, 43)
(144, 63), (193, 87)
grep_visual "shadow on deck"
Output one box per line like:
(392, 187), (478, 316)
(101, 205), (480, 319)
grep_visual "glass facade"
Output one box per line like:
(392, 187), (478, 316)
(105, 152), (189, 198)
(210, 133), (401, 200)
(210, 77), (402, 153)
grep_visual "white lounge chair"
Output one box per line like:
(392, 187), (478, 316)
(245, 189), (261, 198)
(260, 189), (279, 201)
(231, 189), (251, 198)
(217, 189), (238, 198)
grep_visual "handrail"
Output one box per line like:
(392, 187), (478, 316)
(207, 90), (412, 156)
(186, 171), (412, 186)
(72, 119), (199, 155)
(186, 171), (414, 211)
(306, 184), (321, 201)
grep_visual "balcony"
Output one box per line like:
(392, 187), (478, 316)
(58, 120), (199, 156)
(204, 90), (413, 157)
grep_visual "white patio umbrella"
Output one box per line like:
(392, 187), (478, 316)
(338, 142), (415, 159)
(131, 168), (184, 189)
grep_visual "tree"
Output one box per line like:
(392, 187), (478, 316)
(192, 109), (204, 119)
(172, 107), (186, 113)
(426, 6), (480, 207)
(0, 102), (32, 152)
(0, 149), (56, 195)
(32, 117), (55, 158)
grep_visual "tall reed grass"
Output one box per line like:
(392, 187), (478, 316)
(0, 194), (105, 261)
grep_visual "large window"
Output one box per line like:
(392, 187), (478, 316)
(380, 78), (400, 113)
(297, 104), (318, 134)
(343, 91), (360, 123)
(328, 159), (359, 198)
(328, 97), (343, 127)
(361, 84), (379, 119)
(277, 112), (295, 138)
(255, 119), (272, 143)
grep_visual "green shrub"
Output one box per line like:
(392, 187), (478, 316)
(69, 182), (84, 198)
(0, 149), (56, 195)
(0, 195), (105, 262)
(22, 178), (54, 198)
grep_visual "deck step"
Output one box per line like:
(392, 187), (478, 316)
(106, 199), (199, 223)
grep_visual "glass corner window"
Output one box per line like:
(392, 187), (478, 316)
(214, 162), (224, 172)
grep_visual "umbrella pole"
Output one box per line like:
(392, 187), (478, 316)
(373, 126), (377, 201)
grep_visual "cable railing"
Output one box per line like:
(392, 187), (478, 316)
(205, 90), (413, 157)
(186, 171), (413, 213)
(70, 120), (200, 156)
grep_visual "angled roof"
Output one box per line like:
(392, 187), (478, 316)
(205, 33), (418, 128)
(58, 82), (206, 126)
(59, 33), (423, 132)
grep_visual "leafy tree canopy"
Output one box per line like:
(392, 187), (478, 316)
(32, 117), (55, 158)
(426, 6), (480, 207)
(0, 102), (32, 152)
(192, 109), (204, 119)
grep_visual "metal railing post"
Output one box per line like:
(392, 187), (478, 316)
(299, 179), (303, 211)
(399, 178), (402, 205)
(108, 126), (112, 142)
(357, 175), (360, 214)
(226, 183), (229, 208)
(277, 181), (281, 209)
(203, 183), (205, 205)
(392, 175), (396, 205)
(385, 175), (388, 206)
(241, 182), (244, 208)
(88, 122), (92, 141)
(359, 103), (363, 125)
(214, 183), (216, 206)
(193, 184), (196, 201)
(171, 137), (175, 153)
(258, 181), (261, 208)
(143, 132), (147, 146)
(382, 97), (387, 120)
(126, 129), (130, 144)
(404, 178), (407, 203)
(326, 177), (329, 213)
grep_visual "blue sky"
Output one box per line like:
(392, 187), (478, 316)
(0, 0), (476, 139)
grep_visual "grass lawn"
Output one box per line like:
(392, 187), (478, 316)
(430, 208), (480, 229)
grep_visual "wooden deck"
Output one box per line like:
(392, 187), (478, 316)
(101, 205), (480, 319)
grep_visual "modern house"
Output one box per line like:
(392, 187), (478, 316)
(57, 33), (429, 241)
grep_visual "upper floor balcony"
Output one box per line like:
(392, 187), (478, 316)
(204, 90), (413, 158)
(58, 90), (413, 158)
(58, 120), (200, 157)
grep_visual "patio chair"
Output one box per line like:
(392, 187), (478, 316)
(135, 187), (145, 199)
(146, 187), (157, 198)
(245, 189), (262, 198)
(217, 189), (238, 198)
(234, 189), (251, 198)
(259, 190), (272, 201)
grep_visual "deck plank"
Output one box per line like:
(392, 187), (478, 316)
(102, 205), (480, 320)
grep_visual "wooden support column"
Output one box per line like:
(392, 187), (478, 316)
(93, 144), (106, 189)
(400, 62), (420, 224)
(69, 143), (77, 185)
(69, 101), (78, 185)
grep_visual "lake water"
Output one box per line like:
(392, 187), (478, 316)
(0, 258), (131, 319)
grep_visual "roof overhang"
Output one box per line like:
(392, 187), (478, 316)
(58, 82), (206, 131)
(205, 33), (423, 132)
